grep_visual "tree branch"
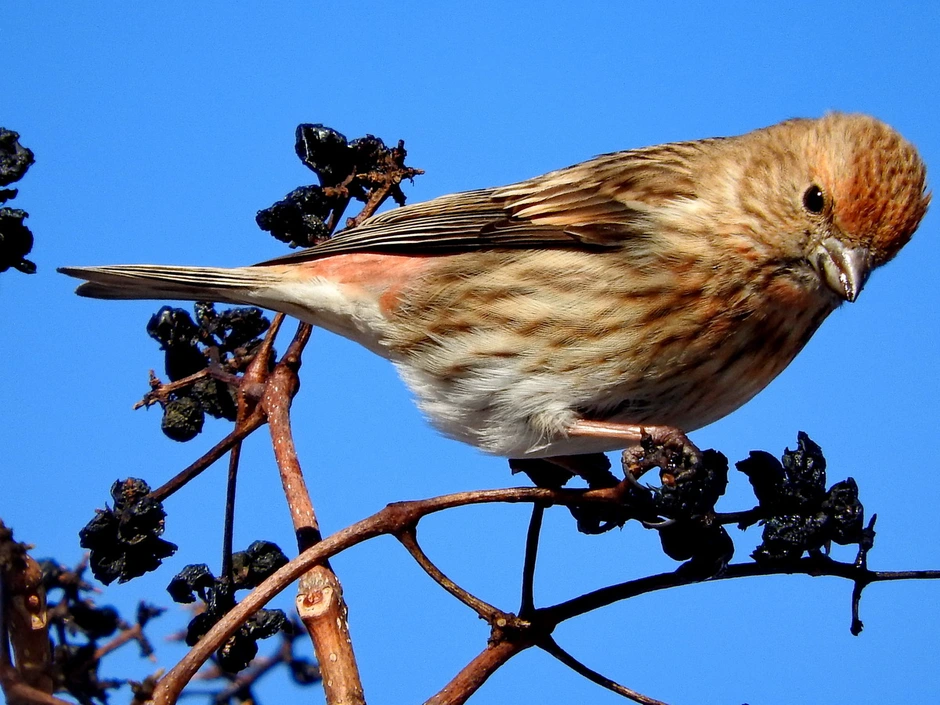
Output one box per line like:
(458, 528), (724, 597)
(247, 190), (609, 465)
(263, 321), (364, 705)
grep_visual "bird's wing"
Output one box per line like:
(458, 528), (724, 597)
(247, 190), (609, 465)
(258, 144), (701, 266)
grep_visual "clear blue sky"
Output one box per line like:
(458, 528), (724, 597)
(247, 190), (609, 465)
(4, 3), (940, 704)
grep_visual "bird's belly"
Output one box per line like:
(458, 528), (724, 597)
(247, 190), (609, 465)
(393, 356), (615, 457)
(388, 305), (834, 458)
(381, 249), (836, 458)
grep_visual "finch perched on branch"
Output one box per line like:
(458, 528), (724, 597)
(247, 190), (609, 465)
(61, 114), (929, 459)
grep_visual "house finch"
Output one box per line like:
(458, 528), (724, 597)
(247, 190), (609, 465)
(60, 114), (929, 459)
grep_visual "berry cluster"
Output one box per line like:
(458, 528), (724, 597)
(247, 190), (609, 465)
(79, 478), (177, 585)
(255, 124), (414, 248)
(512, 432), (868, 578)
(167, 541), (290, 672)
(39, 556), (165, 705)
(737, 432), (866, 561)
(146, 303), (270, 442)
(0, 128), (36, 274)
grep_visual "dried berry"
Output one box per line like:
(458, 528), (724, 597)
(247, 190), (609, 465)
(79, 479), (177, 585)
(294, 123), (353, 185)
(823, 478), (864, 545)
(739, 434), (867, 562)
(167, 563), (215, 604)
(167, 540), (289, 673)
(231, 540), (289, 589)
(0, 128), (35, 187)
(659, 521), (734, 578)
(0, 207), (35, 273)
(161, 397), (205, 442)
(256, 185), (332, 248)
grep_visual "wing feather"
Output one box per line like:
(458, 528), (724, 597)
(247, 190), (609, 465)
(258, 142), (703, 266)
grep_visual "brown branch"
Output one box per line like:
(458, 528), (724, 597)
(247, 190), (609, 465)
(148, 410), (265, 503)
(134, 368), (211, 410)
(93, 622), (152, 662)
(0, 663), (73, 705)
(423, 638), (529, 705)
(263, 321), (364, 705)
(264, 322), (319, 549)
(152, 488), (621, 702)
(150, 484), (940, 703)
(0, 523), (52, 695)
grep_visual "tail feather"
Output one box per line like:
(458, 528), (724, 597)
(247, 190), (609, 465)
(57, 264), (282, 305)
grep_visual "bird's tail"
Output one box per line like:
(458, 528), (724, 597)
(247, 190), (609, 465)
(57, 264), (284, 306)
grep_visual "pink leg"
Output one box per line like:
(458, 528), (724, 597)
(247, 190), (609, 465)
(566, 419), (691, 447)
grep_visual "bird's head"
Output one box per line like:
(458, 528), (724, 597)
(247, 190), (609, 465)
(798, 113), (929, 302)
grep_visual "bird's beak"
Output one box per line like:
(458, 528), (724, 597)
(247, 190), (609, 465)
(812, 237), (872, 303)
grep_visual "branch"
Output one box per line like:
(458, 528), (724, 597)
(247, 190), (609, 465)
(262, 321), (364, 705)
(397, 526), (504, 621)
(0, 663), (73, 705)
(541, 558), (940, 628)
(0, 522), (52, 695)
(540, 636), (667, 705)
(519, 504), (545, 617)
(423, 638), (529, 705)
(150, 486), (663, 702)
(148, 411), (265, 503)
(149, 483), (940, 703)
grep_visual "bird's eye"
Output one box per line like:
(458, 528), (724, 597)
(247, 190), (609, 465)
(802, 184), (826, 214)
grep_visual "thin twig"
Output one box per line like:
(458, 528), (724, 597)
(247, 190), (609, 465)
(93, 622), (152, 662)
(519, 504), (545, 618)
(541, 558), (940, 628)
(850, 515), (878, 635)
(540, 635), (668, 705)
(345, 142), (423, 229)
(134, 368), (212, 410)
(397, 527), (503, 620)
(220, 441), (241, 585)
(148, 410), (265, 503)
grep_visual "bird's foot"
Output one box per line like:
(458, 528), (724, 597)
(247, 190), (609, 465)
(621, 428), (703, 486)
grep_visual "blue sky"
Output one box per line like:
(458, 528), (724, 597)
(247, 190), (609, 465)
(3, 3), (940, 704)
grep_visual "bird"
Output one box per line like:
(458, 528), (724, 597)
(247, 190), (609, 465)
(60, 113), (929, 460)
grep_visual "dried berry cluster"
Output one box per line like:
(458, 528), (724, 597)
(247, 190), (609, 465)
(167, 541), (290, 672)
(39, 557), (165, 704)
(0, 127), (36, 274)
(512, 432), (867, 578)
(79, 478), (177, 585)
(255, 123), (417, 248)
(146, 303), (270, 441)
(737, 431), (866, 561)
(512, 439), (734, 576)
